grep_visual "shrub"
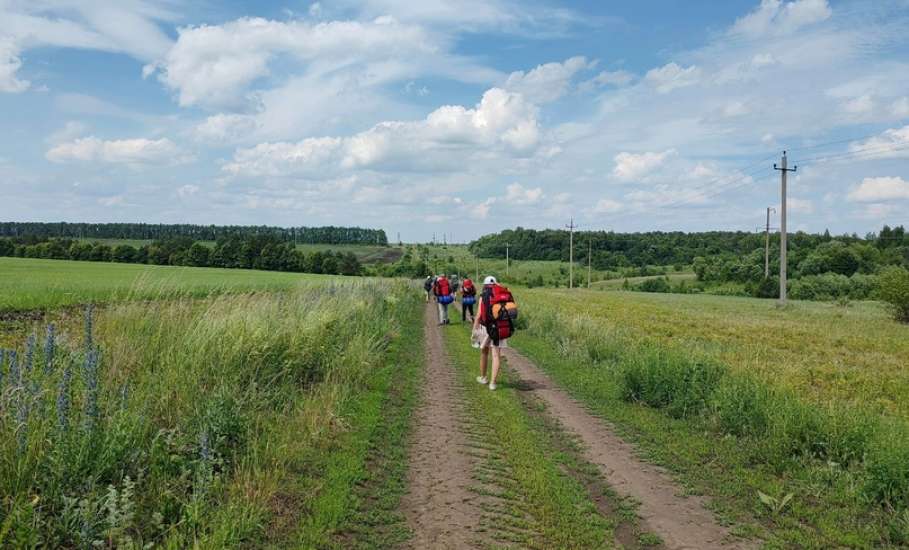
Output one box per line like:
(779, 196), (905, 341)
(619, 346), (725, 418)
(636, 277), (670, 293)
(866, 422), (909, 509)
(877, 266), (909, 322)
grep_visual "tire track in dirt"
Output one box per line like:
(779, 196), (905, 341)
(399, 303), (487, 549)
(501, 346), (755, 550)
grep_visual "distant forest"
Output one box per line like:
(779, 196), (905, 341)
(0, 222), (387, 246)
(469, 226), (907, 270)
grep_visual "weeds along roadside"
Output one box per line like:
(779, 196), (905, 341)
(441, 319), (654, 549)
(0, 279), (422, 547)
(513, 295), (909, 547)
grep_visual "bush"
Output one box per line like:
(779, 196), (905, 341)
(878, 266), (909, 322)
(866, 422), (909, 509)
(619, 346), (725, 418)
(636, 276), (670, 293)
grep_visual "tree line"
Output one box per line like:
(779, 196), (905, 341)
(0, 222), (387, 245)
(0, 235), (362, 276)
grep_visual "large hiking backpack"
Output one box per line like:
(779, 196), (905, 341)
(435, 277), (453, 303)
(461, 279), (476, 304)
(480, 284), (518, 342)
(423, 277), (433, 292)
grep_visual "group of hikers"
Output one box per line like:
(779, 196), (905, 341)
(424, 274), (518, 391)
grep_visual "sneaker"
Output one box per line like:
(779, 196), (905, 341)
(489, 383), (497, 391)
(476, 376), (488, 385)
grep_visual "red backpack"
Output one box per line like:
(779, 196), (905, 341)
(479, 284), (518, 342)
(462, 279), (475, 296)
(434, 277), (451, 296)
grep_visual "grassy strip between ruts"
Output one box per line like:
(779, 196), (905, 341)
(510, 311), (909, 548)
(442, 318), (657, 549)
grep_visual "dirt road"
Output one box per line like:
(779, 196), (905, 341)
(399, 304), (483, 549)
(502, 346), (753, 549)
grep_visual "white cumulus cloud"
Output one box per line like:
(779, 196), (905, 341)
(46, 136), (185, 164)
(504, 183), (544, 205)
(730, 0), (831, 38)
(225, 87), (541, 176)
(503, 56), (592, 104)
(847, 176), (909, 202)
(644, 62), (701, 93)
(612, 149), (676, 182)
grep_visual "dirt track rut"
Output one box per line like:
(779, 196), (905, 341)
(502, 346), (753, 550)
(399, 304), (482, 549)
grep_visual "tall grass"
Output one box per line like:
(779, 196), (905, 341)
(0, 280), (418, 547)
(517, 300), (909, 524)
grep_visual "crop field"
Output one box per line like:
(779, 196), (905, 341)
(0, 257), (324, 311)
(511, 288), (909, 546)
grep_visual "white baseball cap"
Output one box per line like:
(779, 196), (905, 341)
(483, 276), (497, 285)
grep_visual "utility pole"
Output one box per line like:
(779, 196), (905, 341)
(774, 151), (797, 305)
(764, 207), (775, 278)
(475, 254), (479, 281)
(565, 218), (576, 289)
(505, 242), (510, 278)
(587, 240), (592, 289)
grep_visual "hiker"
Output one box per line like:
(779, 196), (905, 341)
(423, 275), (434, 302)
(461, 277), (477, 322)
(433, 273), (454, 325)
(449, 274), (460, 295)
(473, 276), (518, 391)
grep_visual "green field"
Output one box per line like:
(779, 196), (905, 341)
(3, 257), (908, 546)
(0, 257), (323, 311)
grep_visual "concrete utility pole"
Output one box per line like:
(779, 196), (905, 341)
(587, 240), (592, 289)
(505, 242), (510, 278)
(774, 152), (797, 305)
(764, 207), (775, 278)
(565, 218), (576, 289)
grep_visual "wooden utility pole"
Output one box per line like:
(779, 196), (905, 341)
(773, 152), (797, 305)
(565, 218), (576, 289)
(764, 207), (775, 278)
(587, 240), (592, 288)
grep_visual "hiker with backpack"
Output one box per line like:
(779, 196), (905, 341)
(460, 277), (477, 322)
(423, 275), (434, 302)
(472, 276), (518, 391)
(433, 274), (454, 325)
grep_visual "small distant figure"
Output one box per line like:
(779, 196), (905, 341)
(433, 274), (454, 325)
(461, 277), (477, 322)
(449, 274), (460, 295)
(423, 275), (434, 302)
(473, 276), (518, 391)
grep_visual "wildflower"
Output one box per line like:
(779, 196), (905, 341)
(84, 304), (94, 355)
(83, 347), (100, 433)
(57, 361), (73, 433)
(44, 324), (56, 375)
(24, 333), (35, 374)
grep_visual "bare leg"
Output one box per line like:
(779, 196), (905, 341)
(479, 346), (488, 379)
(489, 346), (501, 385)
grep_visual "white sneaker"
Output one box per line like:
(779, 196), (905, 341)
(489, 383), (497, 391)
(476, 376), (488, 385)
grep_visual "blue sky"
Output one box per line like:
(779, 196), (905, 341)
(2, 0), (908, 241)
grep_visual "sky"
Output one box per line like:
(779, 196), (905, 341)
(2, 0), (908, 242)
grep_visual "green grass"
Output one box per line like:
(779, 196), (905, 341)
(593, 272), (696, 290)
(0, 280), (423, 547)
(508, 288), (909, 546)
(0, 257), (328, 311)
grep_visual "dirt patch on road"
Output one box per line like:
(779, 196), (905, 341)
(399, 304), (486, 549)
(502, 347), (755, 550)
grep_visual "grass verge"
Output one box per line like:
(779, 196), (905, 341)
(0, 280), (423, 548)
(512, 304), (909, 547)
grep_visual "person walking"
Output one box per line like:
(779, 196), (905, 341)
(473, 276), (517, 391)
(423, 275), (434, 302)
(461, 277), (476, 322)
(433, 273), (453, 325)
